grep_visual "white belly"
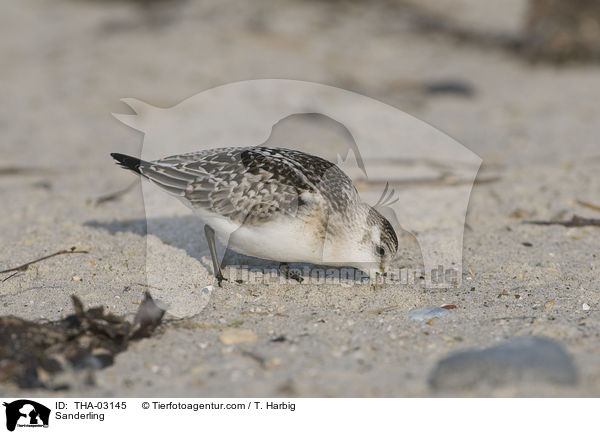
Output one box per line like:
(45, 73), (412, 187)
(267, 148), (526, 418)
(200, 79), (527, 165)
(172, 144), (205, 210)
(192, 207), (325, 264)
(226, 218), (324, 263)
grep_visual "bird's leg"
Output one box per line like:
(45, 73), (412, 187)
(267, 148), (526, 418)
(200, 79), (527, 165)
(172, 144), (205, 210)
(279, 262), (304, 283)
(204, 224), (227, 287)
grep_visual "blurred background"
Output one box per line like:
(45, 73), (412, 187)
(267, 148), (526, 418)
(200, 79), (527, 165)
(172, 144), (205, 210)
(1, 0), (600, 397)
(1, 0), (599, 170)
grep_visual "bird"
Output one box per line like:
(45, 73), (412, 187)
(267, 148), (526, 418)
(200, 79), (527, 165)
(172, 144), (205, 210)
(111, 146), (398, 286)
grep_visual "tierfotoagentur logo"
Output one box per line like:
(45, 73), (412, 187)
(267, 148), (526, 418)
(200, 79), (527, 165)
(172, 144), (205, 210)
(3, 400), (50, 432)
(112, 79), (481, 317)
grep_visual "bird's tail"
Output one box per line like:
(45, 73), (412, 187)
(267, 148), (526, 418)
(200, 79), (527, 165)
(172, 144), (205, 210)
(110, 153), (193, 197)
(110, 153), (146, 175)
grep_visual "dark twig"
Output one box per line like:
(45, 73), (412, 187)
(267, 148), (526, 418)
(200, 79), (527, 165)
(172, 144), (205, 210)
(576, 199), (600, 213)
(2, 271), (20, 282)
(94, 181), (137, 206)
(0, 167), (55, 176)
(524, 215), (600, 228)
(240, 349), (267, 368)
(0, 247), (88, 275)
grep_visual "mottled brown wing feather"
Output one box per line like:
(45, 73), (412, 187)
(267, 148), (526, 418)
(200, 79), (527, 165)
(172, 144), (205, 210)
(138, 147), (358, 225)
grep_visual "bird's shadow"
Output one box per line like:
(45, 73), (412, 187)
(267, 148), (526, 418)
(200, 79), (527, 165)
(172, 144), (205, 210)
(84, 215), (371, 283)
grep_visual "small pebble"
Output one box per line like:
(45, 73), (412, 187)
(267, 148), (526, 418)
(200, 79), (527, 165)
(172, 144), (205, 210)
(429, 336), (577, 390)
(582, 303), (590, 311)
(409, 307), (453, 322)
(219, 329), (257, 345)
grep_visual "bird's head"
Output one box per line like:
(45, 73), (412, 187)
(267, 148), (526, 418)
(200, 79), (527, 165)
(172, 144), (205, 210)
(324, 204), (398, 277)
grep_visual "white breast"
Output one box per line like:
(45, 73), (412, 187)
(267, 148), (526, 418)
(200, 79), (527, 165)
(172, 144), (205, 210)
(188, 198), (327, 264)
(226, 217), (325, 263)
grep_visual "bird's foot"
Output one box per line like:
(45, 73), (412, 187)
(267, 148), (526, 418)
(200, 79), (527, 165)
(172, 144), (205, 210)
(215, 272), (228, 287)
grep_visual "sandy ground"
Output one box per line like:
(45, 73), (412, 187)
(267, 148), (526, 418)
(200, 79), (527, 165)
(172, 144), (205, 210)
(1, 0), (600, 397)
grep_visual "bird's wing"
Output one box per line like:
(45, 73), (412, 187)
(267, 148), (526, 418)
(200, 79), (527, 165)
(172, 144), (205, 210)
(240, 147), (359, 213)
(138, 147), (332, 225)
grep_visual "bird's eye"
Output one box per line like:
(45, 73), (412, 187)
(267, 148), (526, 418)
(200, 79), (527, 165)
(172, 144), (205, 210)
(375, 245), (385, 257)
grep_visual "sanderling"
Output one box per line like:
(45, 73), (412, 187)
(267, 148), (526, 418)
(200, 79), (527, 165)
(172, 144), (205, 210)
(111, 146), (398, 285)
